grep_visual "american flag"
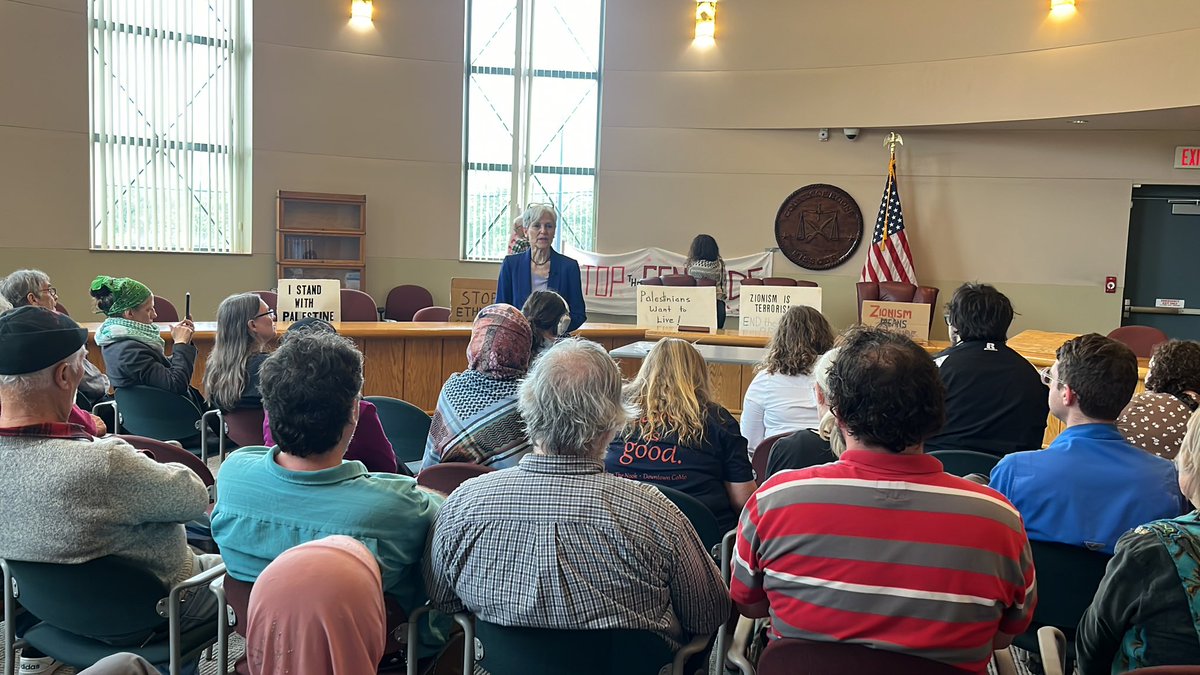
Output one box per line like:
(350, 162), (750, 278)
(860, 155), (917, 284)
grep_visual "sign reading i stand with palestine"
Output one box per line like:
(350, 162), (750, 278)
(636, 285), (717, 332)
(739, 286), (823, 336)
(278, 279), (341, 323)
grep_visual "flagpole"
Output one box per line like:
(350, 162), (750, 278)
(880, 133), (903, 250)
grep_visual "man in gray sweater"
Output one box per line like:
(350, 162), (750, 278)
(0, 306), (220, 674)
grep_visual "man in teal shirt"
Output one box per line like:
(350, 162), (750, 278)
(211, 326), (445, 653)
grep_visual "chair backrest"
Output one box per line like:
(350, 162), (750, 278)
(928, 449), (1000, 478)
(474, 619), (675, 675)
(223, 574), (254, 638)
(118, 434), (214, 486)
(251, 290), (277, 312)
(417, 462), (496, 494)
(740, 277), (763, 286)
(762, 277), (798, 286)
(363, 395), (432, 464)
(6, 557), (168, 643)
(223, 407), (266, 447)
(654, 484), (722, 550)
(412, 306), (451, 322)
(384, 284), (435, 321)
(856, 282), (940, 328)
(55, 302), (70, 315)
(1028, 540), (1112, 631)
(695, 277), (717, 287)
(753, 433), (790, 482)
(114, 386), (203, 444)
(639, 276), (663, 286)
(757, 638), (965, 675)
(1108, 325), (1169, 359)
(660, 274), (696, 287)
(154, 297), (180, 322)
(339, 288), (379, 322)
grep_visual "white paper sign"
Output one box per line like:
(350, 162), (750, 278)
(1156, 298), (1186, 309)
(739, 287), (824, 336)
(278, 279), (341, 323)
(636, 286), (718, 332)
(860, 300), (931, 342)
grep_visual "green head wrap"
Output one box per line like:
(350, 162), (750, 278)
(90, 275), (152, 317)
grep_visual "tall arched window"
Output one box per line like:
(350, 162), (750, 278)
(462, 0), (603, 261)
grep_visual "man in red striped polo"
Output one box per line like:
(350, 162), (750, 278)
(731, 328), (1037, 673)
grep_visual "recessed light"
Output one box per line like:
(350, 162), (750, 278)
(1069, 119), (1089, 124)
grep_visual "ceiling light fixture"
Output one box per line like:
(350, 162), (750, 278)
(1050, 0), (1077, 18)
(350, 0), (374, 29)
(694, 1), (716, 48)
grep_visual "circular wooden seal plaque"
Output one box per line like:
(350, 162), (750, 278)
(774, 184), (864, 270)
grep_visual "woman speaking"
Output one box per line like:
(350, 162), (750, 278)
(495, 204), (587, 332)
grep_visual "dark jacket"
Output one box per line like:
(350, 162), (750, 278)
(101, 338), (199, 399)
(496, 248), (587, 332)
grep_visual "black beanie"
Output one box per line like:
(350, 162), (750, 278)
(0, 306), (89, 375)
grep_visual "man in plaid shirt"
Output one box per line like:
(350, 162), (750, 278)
(424, 338), (730, 652)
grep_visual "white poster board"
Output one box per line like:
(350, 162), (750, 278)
(278, 279), (341, 323)
(739, 287), (824, 336)
(636, 286), (717, 332)
(860, 300), (931, 342)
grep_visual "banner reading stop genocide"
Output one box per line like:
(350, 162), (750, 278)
(562, 244), (773, 316)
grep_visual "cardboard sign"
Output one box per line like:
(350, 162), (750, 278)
(450, 278), (498, 322)
(278, 279), (341, 323)
(860, 300), (931, 342)
(739, 287), (824, 336)
(636, 286), (717, 332)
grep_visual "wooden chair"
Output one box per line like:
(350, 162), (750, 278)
(1108, 325), (1168, 358)
(339, 288), (380, 321)
(412, 306), (451, 322)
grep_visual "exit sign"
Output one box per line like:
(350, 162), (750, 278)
(1176, 147), (1200, 169)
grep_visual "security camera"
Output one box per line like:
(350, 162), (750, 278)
(843, 128), (860, 141)
(818, 128), (830, 142)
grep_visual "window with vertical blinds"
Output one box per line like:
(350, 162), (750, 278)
(89, 0), (251, 253)
(462, 0), (604, 262)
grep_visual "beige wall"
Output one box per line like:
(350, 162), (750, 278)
(2, 0), (1199, 337)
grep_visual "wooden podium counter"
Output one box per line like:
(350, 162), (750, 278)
(82, 322), (645, 413)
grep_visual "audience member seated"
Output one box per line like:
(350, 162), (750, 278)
(421, 304), (533, 471)
(2, 269), (111, 409)
(1077, 409), (1200, 673)
(424, 339), (730, 653)
(521, 290), (570, 362)
(731, 327), (1037, 673)
(764, 346), (843, 479)
(246, 536), (387, 675)
(740, 305), (835, 454)
(202, 293), (276, 411)
(1117, 339), (1200, 459)
(990, 333), (1186, 554)
(925, 283), (1049, 457)
(606, 338), (755, 532)
(0, 307), (219, 675)
(260, 318), (397, 473)
(90, 275), (205, 409)
(211, 328), (445, 654)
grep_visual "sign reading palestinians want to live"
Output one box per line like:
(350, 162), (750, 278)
(563, 245), (773, 316)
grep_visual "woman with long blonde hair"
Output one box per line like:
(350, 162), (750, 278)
(606, 338), (755, 531)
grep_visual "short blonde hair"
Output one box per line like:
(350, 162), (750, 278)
(1177, 409), (1200, 503)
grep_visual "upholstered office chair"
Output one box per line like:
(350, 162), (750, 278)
(752, 433), (790, 482)
(856, 281), (940, 329)
(761, 277), (798, 286)
(740, 278), (763, 287)
(384, 284), (434, 321)
(412, 306), (451, 322)
(251, 290), (277, 312)
(339, 288), (380, 321)
(1107, 325), (1168, 358)
(660, 275), (696, 286)
(153, 297), (180, 322)
(756, 639), (966, 675)
(416, 463), (495, 495)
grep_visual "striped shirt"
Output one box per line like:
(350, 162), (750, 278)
(731, 450), (1037, 673)
(423, 454), (730, 650)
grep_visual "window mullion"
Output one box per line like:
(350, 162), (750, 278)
(509, 0), (527, 225)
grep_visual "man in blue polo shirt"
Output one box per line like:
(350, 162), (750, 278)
(990, 333), (1185, 554)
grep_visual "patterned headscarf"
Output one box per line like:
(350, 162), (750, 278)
(467, 304), (532, 380)
(90, 275), (152, 317)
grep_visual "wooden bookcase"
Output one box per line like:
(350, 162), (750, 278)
(276, 191), (367, 290)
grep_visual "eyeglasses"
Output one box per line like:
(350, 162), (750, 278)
(254, 308), (276, 319)
(39, 286), (57, 298)
(1038, 367), (1061, 387)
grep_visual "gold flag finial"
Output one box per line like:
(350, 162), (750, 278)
(884, 132), (904, 157)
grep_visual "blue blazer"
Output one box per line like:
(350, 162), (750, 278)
(496, 248), (587, 332)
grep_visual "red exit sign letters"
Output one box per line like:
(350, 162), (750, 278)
(1176, 147), (1200, 169)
